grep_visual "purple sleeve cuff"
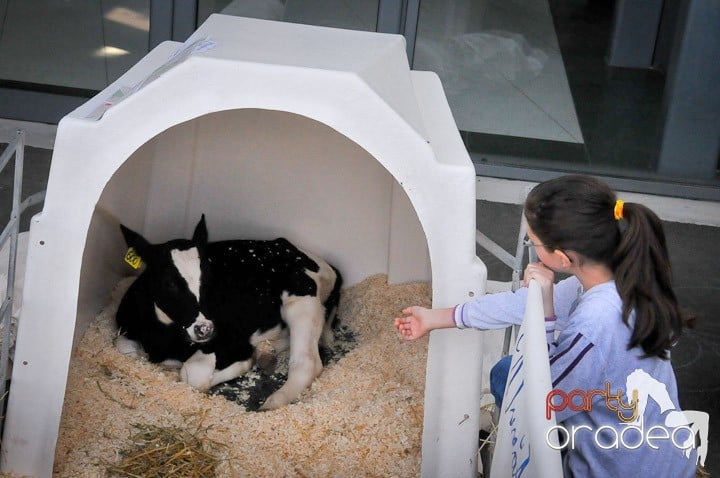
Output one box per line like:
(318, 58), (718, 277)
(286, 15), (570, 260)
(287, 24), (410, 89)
(545, 315), (557, 343)
(453, 304), (468, 328)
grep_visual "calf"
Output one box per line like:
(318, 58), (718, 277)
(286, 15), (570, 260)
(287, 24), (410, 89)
(115, 215), (342, 410)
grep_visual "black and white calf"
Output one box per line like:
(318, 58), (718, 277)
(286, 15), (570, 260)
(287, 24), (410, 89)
(115, 215), (342, 410)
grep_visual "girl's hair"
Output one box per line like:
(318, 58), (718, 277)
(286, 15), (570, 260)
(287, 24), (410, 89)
(524, 174), (694, 358)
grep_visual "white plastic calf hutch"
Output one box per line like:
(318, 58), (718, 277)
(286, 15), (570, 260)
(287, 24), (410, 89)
(1, 15), (488, 477)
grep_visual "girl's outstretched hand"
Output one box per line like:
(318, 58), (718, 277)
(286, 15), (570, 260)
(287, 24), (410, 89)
(394, 306), (455, 340)
(394, 307), (430, 340)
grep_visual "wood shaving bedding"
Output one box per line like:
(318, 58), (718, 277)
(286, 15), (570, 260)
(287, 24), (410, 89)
(54, 274), (430, 477)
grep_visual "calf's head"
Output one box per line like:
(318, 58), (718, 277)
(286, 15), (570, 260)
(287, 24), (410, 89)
(120, 216), (214, 343)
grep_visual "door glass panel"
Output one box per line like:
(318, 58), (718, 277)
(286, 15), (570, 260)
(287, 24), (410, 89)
(197, 0), (379, 33)
(415, 0), (581, 145)
(0, 0), (150, 92)
(413, 0), (720, 191)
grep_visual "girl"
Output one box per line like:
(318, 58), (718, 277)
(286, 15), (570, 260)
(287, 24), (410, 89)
(394, 175), (698, 477)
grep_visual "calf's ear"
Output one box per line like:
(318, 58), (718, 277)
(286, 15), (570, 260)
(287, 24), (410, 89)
(119, 224), (153, 262)
(192, 214), (208, 245)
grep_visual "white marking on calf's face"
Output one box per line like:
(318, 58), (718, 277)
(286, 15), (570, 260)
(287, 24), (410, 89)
(154, 304), (174, 325)
(168, 247), (213, 342)
(171, 247), (201, 301)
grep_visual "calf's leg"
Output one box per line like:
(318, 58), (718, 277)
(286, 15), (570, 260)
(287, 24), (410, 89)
(116, 335), (147, 359)
(180, 351), (216, 390)
(250, 324), (290, 374)
(181, 350), (253, 390)
(259, 294), (324, 410)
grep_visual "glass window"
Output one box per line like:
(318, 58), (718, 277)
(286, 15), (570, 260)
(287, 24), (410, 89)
(413, 0), (720, 193)
(0, 0), (150, 92)
(197, 0), (379, 33)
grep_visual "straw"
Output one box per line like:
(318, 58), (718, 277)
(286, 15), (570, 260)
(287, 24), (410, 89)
(106, 416), (227, 478)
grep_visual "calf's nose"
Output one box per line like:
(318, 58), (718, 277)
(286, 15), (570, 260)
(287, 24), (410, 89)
(194, 322), (214, 340)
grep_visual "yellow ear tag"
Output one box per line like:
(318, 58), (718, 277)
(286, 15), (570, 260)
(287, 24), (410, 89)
(124, 247), (143, 269)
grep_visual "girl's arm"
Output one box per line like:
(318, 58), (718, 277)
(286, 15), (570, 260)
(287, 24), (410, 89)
(454, 262), (561, 331)
(395, 262), (554, 340)
(395, 264), (578, 341)
(394, 306), (455, 340)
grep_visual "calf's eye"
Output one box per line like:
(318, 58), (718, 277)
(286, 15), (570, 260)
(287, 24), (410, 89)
(163, 278), (179, 292)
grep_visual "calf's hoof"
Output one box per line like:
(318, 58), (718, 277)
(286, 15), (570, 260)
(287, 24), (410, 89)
(180, 351), (216, 391)
(180, 364), (212, 391)
(259, 391), (290, 411)
(255, 350), (278, 375)
(160, 359), (183, 370)
(116, 336), (146, 359)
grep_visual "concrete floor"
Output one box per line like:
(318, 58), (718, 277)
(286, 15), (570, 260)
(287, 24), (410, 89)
(0, 143), (718, 473)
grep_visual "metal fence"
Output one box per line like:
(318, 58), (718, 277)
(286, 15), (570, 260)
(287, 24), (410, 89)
(0, 130), (46, 436)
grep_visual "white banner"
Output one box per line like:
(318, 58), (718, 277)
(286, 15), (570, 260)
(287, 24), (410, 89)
(491, 280), (563, 477)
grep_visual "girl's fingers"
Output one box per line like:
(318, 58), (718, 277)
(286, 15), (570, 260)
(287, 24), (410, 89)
(524, 263), (553, 282)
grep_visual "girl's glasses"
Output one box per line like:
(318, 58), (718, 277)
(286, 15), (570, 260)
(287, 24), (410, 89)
(523, 238), (545, 248)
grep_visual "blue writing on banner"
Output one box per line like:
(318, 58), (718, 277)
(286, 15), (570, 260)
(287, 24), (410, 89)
(503, 332), (531, 477)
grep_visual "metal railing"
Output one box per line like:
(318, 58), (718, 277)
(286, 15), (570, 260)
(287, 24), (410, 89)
(475, 185), (536, 356)
(0, 130), (46, 434)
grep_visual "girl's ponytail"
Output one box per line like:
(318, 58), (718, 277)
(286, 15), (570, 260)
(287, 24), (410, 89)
(525, 175), (694, 359)
(612, 202), (694, 358)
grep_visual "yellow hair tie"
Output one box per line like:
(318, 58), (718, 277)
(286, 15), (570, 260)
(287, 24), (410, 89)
(614, 199), (625, 220)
